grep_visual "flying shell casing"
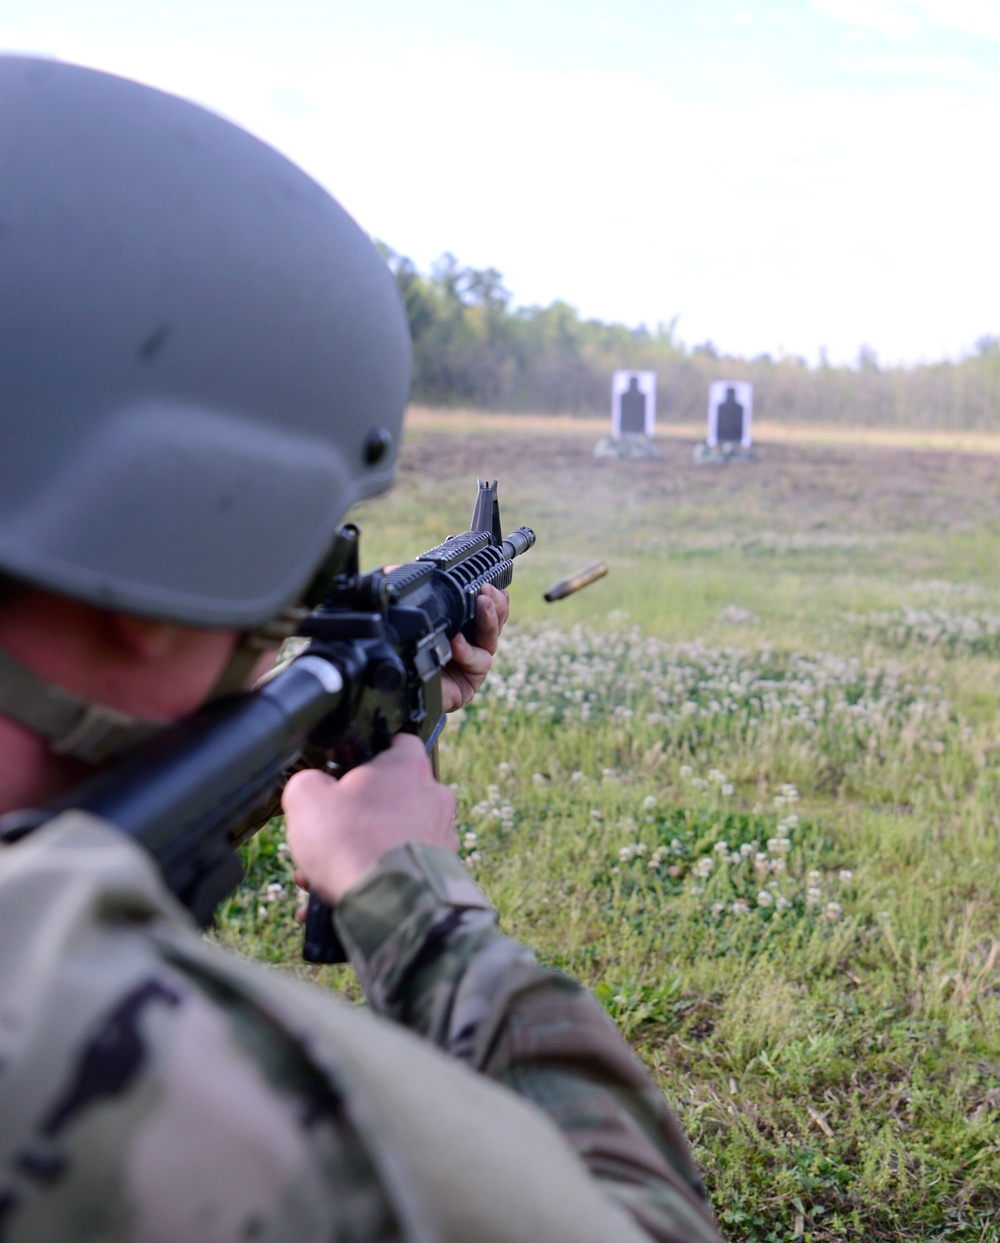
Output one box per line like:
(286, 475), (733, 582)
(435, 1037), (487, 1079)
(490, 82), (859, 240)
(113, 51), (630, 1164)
(544, 560), (609, 602)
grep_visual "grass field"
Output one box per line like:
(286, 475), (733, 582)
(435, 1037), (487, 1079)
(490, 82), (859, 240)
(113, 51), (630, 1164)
(217, 415), (1000, 1242)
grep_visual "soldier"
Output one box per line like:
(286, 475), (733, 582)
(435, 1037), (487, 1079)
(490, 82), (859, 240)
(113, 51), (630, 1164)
(0, 57), (721, 1242)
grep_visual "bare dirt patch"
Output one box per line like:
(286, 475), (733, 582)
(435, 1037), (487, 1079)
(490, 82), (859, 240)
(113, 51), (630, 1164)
(398, 425), (1000, 537)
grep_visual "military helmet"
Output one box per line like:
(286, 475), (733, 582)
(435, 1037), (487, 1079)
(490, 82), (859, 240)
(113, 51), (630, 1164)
(0, 56), (410, 628)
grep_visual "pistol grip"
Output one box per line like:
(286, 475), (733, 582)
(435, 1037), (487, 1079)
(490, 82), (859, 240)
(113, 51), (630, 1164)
(302, 892), (348, 963)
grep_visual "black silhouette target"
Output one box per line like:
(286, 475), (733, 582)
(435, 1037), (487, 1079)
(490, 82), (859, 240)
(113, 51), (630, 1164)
(620, 377), (646, 433)
(707, 381), (753, 447)
(612, 371), (656, 437)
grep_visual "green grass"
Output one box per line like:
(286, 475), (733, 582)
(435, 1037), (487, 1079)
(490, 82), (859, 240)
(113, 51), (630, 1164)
(216, 427), (1000, 1242)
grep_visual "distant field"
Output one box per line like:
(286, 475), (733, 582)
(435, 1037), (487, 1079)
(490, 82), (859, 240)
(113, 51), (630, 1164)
(218, 419), (1000, 1242)
(407, 404), (1000, 456)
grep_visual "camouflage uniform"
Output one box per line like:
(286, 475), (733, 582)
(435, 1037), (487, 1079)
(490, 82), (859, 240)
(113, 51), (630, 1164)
(0, 813), (721, 1243)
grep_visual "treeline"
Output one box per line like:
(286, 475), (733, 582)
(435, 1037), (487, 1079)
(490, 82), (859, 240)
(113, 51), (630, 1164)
(379, 245), (1000, 429)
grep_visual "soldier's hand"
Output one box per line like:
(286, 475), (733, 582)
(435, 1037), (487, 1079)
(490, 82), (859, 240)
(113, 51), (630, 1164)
(441, 583), (509, 712)
(283, 733), (458, 904)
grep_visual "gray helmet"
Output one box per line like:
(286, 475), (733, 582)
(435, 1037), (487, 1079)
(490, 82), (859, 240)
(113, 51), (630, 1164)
(0, 56), (410, 629)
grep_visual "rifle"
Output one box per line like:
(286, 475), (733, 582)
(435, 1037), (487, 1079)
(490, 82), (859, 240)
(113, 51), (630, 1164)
(0, 479), (535, 963)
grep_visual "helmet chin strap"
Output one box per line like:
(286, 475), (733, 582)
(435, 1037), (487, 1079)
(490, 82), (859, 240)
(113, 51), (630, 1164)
(0, 607), (306, 765)
(0, 643), (165, 764)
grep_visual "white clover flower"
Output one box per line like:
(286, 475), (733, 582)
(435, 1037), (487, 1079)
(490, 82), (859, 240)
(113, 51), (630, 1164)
(711, 901), (726, 917)
(693, 857), (714, 879)
(721, 783), (734, 796)
(642, 795), (658, 810)
(825, 901), (843, 920)
(808, 870), (822, 885)
(464, 851), (482, 868)
(807, 887), (822, 906)
(714, 841), (729, 855)
(257, 905), (269, 921)
(647, 858), (661, 870)
(463, 831), (478, 849)
(671, 838), (684, 853)
(265, 882), (286, 902)
(773, 795), (787, 809)
(775, 895), (792, 911)
(635, 842), (649, 855)
(590, 808), (604, 821)
(679, 765), (693, 779)
(690, 777), (709, 791)
(486, 784), (501, 802)
(731, 899), (750, 915)
(740, 843), (755, 859)
(757, 890), (773, 907)
(496, 761), (512, 776)
(708, 768), (727, 784)
(779, 784), (800, 803)
(276, 841), (291, 860)
(839, 869), (854, 882)
(570, 771), (585, 783)
(770, 858), (786, 873)
(532, 773), (548, 787)
(618, 845), (636, 862)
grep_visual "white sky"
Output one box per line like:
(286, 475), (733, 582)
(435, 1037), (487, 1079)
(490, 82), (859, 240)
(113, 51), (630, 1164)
(3, 0), (999, 366)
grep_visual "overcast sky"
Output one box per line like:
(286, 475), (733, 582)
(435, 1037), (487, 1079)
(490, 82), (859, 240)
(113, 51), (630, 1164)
(4, 0), (999, 366)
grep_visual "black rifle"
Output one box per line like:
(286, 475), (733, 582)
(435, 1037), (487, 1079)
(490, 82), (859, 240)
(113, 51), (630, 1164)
(0, 479), (535, 963)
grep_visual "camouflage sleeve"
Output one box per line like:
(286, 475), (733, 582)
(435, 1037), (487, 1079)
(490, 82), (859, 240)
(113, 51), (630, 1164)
(335, 843), (722, 1243)
(0, 815), (404, 1243)
(2, 815), (661, 1243)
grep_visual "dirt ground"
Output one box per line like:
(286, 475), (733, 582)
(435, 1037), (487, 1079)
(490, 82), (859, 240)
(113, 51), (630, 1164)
(398, 425), (1000, 536)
